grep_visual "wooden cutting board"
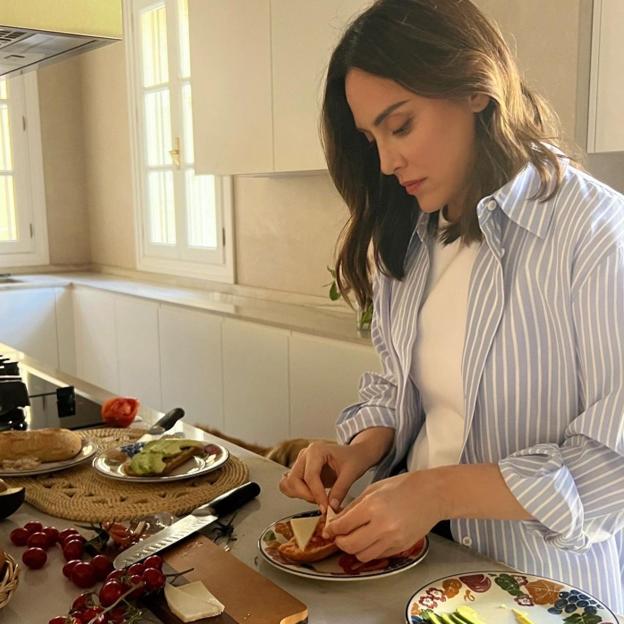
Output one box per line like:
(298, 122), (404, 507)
(147, 535), (308, 624)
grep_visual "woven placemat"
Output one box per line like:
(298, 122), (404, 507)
(4, 428), (249, 522)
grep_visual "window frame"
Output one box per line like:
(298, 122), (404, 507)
(123, 0), (235, 282)
(0, 72), (49, 268)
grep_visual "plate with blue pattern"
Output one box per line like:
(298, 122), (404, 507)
(405, 570), (618, 623)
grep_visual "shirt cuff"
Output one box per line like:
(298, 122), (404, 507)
(499, 443), (588, 552)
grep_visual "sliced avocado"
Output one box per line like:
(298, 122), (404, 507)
(455, 606), (487, 624)
(143, 439), (204, 457)
(128, 438), (205, 475)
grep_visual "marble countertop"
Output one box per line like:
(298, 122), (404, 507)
(0, 272), (371, 346)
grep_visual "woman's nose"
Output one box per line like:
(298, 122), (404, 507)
(377, 143), (406, 176)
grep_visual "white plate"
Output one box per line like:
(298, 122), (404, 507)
(0, 440), (97, 477)
(258, 510), (429, 582)
(405, 570), (619, 624)
(92, 441), (229, 482)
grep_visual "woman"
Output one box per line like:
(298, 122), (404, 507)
(279, 0), (624, 611)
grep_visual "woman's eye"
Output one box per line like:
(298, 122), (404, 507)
(392, 119), (412, 136)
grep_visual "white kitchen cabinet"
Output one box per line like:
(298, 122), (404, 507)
(188, 0), (370, 174)
(115, 295), (162, 411)
(222, 319), (290, 446)
(271, 0), (370, 172)
(0, 288), (59, 368)
(289, 332), (381, 440)
(73, 287), (119, 393)
(159, 304), (224, 430)
(588, 0), (624, 153)
(188, 0), (273, 175)
(54, 287), (76, 375)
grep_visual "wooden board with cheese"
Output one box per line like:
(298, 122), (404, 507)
(148, 535), (308, 624)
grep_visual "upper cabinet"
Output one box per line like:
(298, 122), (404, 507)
(188, 1), (273, 175)
(188, 0), (370, 175)
(587, 0), (624, 153)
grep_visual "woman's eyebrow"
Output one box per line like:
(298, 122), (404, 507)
(355, 99), (410, 131)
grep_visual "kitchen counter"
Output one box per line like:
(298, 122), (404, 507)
(0, 272), (371, 346)
(0, 343), (513, 623)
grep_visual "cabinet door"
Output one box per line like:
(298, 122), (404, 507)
(289, 333), (381, 440)
(188, 0), (273, 174)
(222, 319), (289, 446)
(73, 287), (119, 393)
(588, 0), (624, 152)
(271, 0), (370, 172)
(54, 287), (76, 375)
(0, 288), (59, 368)
(115, 295), (162, 411)
(159, 304), (224, 429)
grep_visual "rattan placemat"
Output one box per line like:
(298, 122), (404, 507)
(3, 428), (249, 522)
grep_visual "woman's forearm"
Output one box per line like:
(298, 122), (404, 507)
(430, 463), (533, 521)
(349, 426), (395, 468)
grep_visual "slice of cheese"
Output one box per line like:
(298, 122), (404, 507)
(290, 516), (320, 551)
(326, 505), (337, 523)
(164, 582), (225, 622)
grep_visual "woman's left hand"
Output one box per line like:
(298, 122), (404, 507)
(323, 471), (444, 562)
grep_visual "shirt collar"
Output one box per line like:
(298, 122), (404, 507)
(483, 152), (569, 239)
(407, 150), (568, 250)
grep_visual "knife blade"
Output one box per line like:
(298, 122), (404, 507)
(137, 407), (185, 443)
(113, 481), (261, 569)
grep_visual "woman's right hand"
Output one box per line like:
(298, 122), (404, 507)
(279, 441), (373, 511)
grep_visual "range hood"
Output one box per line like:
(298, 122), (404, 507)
(0, 0), (122, 77)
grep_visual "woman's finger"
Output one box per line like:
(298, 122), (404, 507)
(303, 448), (330, 510)
(352, 540), (388, 563)
(333, 521), (376, 555)
(279, 452), (317, 502)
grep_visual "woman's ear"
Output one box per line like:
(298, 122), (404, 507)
(468, 93), (490, 113)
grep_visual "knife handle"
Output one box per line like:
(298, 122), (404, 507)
(153, 407), (185, 431)
(196, 481), (261, 517)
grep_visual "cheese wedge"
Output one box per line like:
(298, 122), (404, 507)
(290, 516), (320, 551)
(326, 505), (337, 523)
(164, 582), (225, 622)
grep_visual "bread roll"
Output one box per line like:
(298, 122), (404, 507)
(0, 428), (82, 462)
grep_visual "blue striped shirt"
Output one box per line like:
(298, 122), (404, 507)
(336, 157), (624, 611)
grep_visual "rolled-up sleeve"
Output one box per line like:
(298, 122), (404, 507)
(336, 278), (398, 445)
(499, 245), (624, 552)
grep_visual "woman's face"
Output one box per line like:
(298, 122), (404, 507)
(345, 69), (488, 221)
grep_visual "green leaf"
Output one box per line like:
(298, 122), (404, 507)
(329, 282), (341, 301)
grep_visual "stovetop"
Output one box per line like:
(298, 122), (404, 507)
(0, 354), (104, 431)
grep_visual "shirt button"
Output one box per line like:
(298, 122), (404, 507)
(486, 199), (497, 211)
(462, 536), (473, 547)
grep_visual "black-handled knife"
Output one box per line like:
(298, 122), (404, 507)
(112, 481), (261, 569)
(138, 407), (185, 442)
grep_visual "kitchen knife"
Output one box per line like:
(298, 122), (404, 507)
(113, 481), (261, 569)
(136, 407), (185, 443)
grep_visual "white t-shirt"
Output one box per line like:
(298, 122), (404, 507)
(408, 211), (481, 472)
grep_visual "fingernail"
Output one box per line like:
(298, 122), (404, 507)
(330, 498), (340, 510)
(319, 504), (326, 514)
(322, 529), (330, 539)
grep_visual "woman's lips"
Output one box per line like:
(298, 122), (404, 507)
(403, 178), (426, 195)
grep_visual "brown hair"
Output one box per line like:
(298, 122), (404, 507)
(322, 0), (575, 309)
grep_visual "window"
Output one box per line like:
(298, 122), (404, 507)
(125, 0), (234, 281)
(0, 73), (49, 267)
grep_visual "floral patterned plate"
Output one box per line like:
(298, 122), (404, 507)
(405, 570), (619, 624)
(258, 510), (429, 581)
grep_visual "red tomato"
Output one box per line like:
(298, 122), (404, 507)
(101, 397), (140, 428)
